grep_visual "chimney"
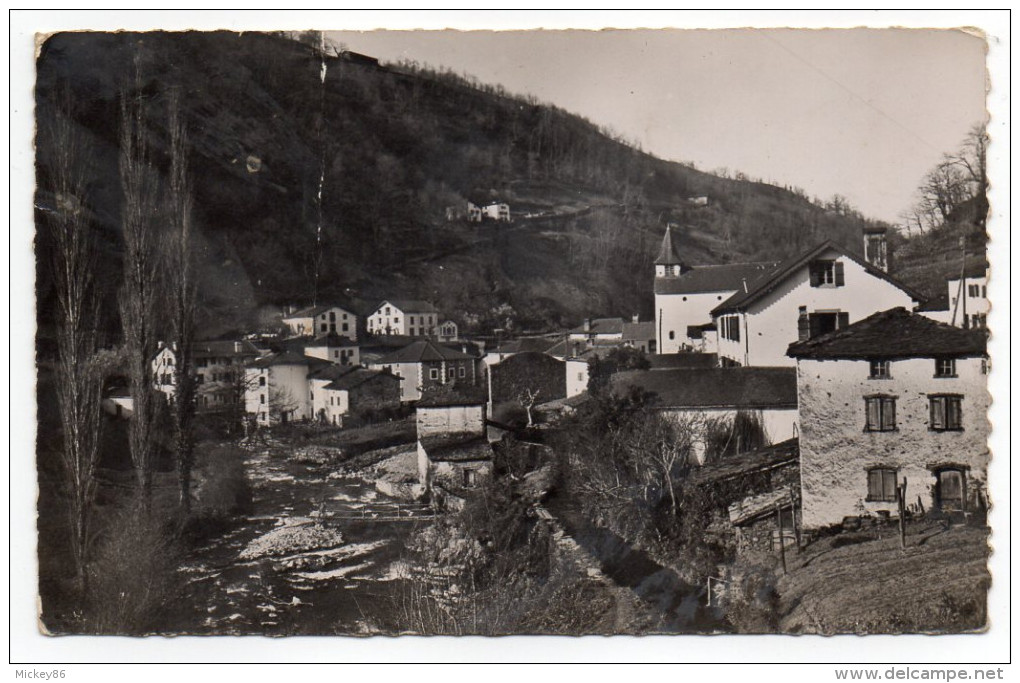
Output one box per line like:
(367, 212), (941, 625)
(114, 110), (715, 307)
(864, 227), (889, 272)
(632, 314), (639, 324)
(583, 318), (591, 333)
(742, 278), (748, 293)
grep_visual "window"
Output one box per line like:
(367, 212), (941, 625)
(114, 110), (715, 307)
(970, 313), (987, 329)
(458, 366), (466, 378)
(329, 312), (336, 322)
(394, 318), (400, 325)
(668, 330), (675, 340)
(464, 469), (478, 487)
(968, 284), (980, 297)
(981, 357), (990, 375)
(260, 394), (266, 404)
(196, 374), (204, 384)
(430, 368), (439, 380)
(447, 368), (455, 380)
(864, 396), (896, 432)
(577, 372), (584, 382)
(869, 360), (891, 379)
(410, 316), (416, 325)
(409, 327), (415, 337)
(929, 395), (963, 431)
(867, 467), (898, 502)
(320, 323), (327, 333)
(342, 323), (349, 332)
(721, 315), (740, 342)
(809, 259), (844, 287)
(334, 350), (340, 358)
(935, 358), (957, 377)
(259, 376), (266, 386)
(982, 285), (987, 298)
(385, 306), (390, 315)
(808, 311), (849, 338)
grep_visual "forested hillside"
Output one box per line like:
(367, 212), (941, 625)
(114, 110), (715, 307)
(36, 31), (897, 339)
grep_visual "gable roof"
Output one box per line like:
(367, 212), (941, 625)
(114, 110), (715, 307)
(654, 226), (683, 266)
(192, 339), (261, 359)
(712, 241), (925, 315)
(610, 367), (798, 410)
(323, 368), (399, 391)
(374, 299), (438, 314)
(373, 339), (476, 364)
(416, 385), (488, 407)
(689, 438), (799, 487)
(647, 352), (718, 370)
(622, 321), (656, 341)
(568, 317), (625, 335)
(309, 365), (359, 382)
(283, 333), (358, 352)
(786, 307), (988, 360)
(248, 350), (333, 369)
(419, 433), (493, 462)
(496, 336), (560, 355)
(654, 262), (778, 296)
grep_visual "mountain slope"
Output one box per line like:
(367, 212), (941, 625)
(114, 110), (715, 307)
(35, 31), (893, 339)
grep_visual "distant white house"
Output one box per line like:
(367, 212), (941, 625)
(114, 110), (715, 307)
(467, 200), (510, 223)
(282, 304), (358, 340)
(367, 300), (440, 337)
(152, 339), (261, 411)
(947, 266), (989, 330)
(788, 308), (990, 529)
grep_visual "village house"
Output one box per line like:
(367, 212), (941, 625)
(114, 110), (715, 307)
(787, 307), (989, 529)
(244, 351), (332, 425)
(610, 366), (800, 462)
(467, 199), (510, 223)
(921, 263), (990, 329)
(286, 332), (360, 366)
(366, 300), (440, 337)
(369, 339), (479, 402)
(710, 237), (921, 368)
(316, 367), (401, 426)
(152, 339), (261, 411)
(653, 225), (778, 354)
(622, 318), (657, 354)
(487, 350), (566, 411)
(415, 389), (493, 505)
(281, 304), (358, 340)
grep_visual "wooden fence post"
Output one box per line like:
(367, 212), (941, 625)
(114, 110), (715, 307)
(898, 477), (908, 551)
(790, 488), (802, 552)
(776, 505), (787, 574)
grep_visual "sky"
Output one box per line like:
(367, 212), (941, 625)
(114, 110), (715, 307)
(327, 27), (987, 224)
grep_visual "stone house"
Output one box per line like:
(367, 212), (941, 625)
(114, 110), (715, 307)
(370, 339), (479, 402)
(488, 351), (566, 407)
(282, 304), (358, 340)
(416, 388), (488, 438)
(152, 339), (261, 412)
(367, 300), (440, 338)
(788, 307), (989, 529)
(317, 367), (401, 426)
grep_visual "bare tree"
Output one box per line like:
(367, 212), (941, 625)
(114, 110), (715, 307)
(163, 87), (198, 513)
(119, 70), (163, 508)
(44, 106), (104, 592)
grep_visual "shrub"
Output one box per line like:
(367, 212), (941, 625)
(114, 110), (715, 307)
(83, 501), (184, 635)
(191, 444), (253, 521)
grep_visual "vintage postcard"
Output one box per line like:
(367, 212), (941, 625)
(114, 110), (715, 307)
(29, 20), (999, 645)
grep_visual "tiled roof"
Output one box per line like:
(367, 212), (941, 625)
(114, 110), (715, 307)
(689, 438), (799, 487)
(248, 351), (332, 369)
(786, 307), (987, 360)
(416, 385), (488, 407)
(419, 433), (493, 462)
(284, 303), (356, 320)
(324, 368), (399, 391)
(373, 339), (476, 365)
(712, 241), (925, 315)
(284, 333), (358, 352)
(568, 317), (625, 335)
(375, 299), (438, 314)
(622, 321), (656, 341)
(654, 226), (683, 266)
(309, 365), (358, 382)
(610, 367), (798, 409)
(192, 339), (260, 358)
(654, 262), (778, 296)
(496, 337), (560, 355)
(728, 489), (796, 527)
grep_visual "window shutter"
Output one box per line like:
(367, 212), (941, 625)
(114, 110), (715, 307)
(866, 398), (879, 430)
(835, 261), (845, 286)
(948, 398), (962, 429)
(867, 470), (882, 500)
(838, 312), (850, 329)
(797, 312), (810, 341)
(733, 317), (741, 342)
(930, 397), (945, 430)
(883, 470), (897, 501)
(882, 398), (896, 430)
(809, 264), (821, 287)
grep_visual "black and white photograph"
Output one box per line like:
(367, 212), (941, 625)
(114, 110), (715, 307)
(15, 10), (1008, 663)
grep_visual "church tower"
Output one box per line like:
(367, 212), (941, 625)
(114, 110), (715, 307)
(654, 224), (687, 277)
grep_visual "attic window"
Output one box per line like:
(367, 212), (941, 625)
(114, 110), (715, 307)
(869, 360), (891, 379)
(809, 260), (845, 287)
(935, 358), (957, 378)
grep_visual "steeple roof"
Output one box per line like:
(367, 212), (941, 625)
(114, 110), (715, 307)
(654, 226), (682, 266)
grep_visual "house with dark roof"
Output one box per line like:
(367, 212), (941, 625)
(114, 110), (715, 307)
(369, 339), (479, 402)
(609, 367), (800, 461)
(152, 339), (262, 412)
(285, 332), (360, 367)
(709, 240), (923, 368)
(366, 299), (440, 338)
(653, 225), (779, 354)
(787, 308), (989, 529)
(281, 304), (358, 340)
(317, 367), (401, 426)
(416, 433), (494, 506)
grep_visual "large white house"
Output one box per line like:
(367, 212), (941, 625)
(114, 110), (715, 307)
(653, 226), (778, 354)
(710, 241), (921, 367)
(788, 308), (989, 529)
(367, 300), (440, 338)
(282, 304), (358, 340)
(244, 351), (332, 425)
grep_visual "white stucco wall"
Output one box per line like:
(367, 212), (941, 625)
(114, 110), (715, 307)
(367, 305), (438, 337)
(245, 363), (312, 424)
(656, 289), (735, 354)
(797, 355), (989, 529)
(285, 307), (357, 340)
(717, 252), (916, 367)
(566, 359), (589, 398)
(947, 273), (989, 328)
(369, 360), (422, 402)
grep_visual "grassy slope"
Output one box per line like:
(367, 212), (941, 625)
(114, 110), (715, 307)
(778, 524), (989, 634)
